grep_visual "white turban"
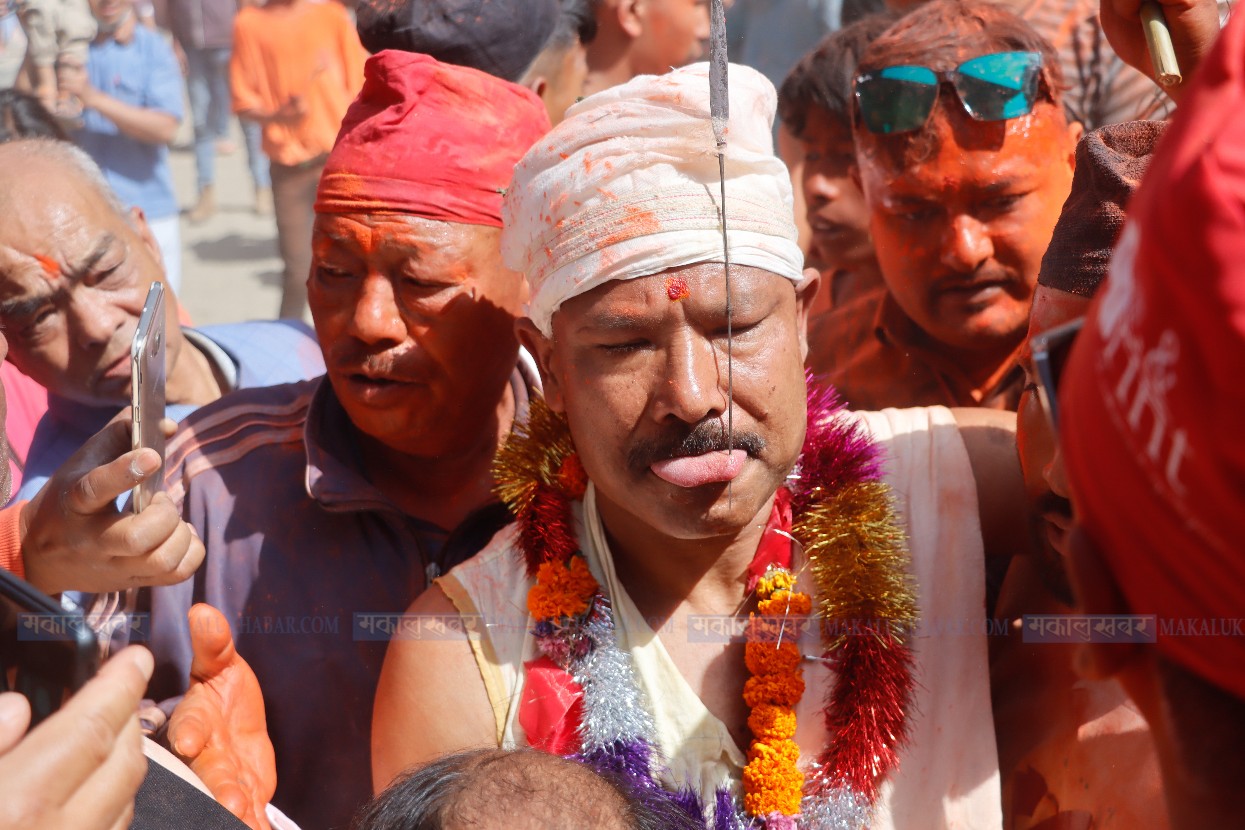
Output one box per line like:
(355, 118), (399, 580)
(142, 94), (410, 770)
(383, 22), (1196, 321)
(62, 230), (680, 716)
(501, 62), (805, 336)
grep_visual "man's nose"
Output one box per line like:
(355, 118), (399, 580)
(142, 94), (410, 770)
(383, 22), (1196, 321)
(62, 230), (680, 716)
(347, 274), (406, 346)
(805, 169), (843, 206)
(940, 214), (994, 273)
(68, 288), (126, 351)
(652, 330), (728, 425)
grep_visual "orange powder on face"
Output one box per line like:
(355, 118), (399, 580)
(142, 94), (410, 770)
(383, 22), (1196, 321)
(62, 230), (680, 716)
(665, 275), (690, 301)
(33, 254), (59, 279)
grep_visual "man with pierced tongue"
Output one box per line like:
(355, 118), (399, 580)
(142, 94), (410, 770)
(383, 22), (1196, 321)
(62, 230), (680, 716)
(376, 62), (1032, 829)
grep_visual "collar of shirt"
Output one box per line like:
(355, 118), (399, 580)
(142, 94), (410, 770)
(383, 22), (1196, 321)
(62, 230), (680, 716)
(874, 290), (1025, 407)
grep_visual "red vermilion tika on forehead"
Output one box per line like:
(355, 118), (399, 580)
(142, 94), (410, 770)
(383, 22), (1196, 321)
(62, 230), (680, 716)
(34, 254), (60, 279)
(665, 275), (691, 301)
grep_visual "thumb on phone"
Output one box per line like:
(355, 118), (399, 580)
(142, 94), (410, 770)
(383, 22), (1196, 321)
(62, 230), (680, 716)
(66, 445), (162, 516)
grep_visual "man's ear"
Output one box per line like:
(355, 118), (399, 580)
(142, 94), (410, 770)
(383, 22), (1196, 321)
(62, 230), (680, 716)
(1065, 525), (1150, 681)
(128, 206), (166, 272)
(524, 74), (549, 100)
(1065, 119), (1084, 171)
(617, 0), (644, 38)
(515, 317), (565, 412)
(794, 267), (822, 363)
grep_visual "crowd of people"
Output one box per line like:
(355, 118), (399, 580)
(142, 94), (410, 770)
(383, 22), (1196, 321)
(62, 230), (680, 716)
(0, 0), (1241, 828)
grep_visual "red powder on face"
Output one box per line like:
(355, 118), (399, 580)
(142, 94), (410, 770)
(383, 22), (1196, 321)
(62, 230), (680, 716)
(33, 254), (59, 279)
(665, 275), (690, 301)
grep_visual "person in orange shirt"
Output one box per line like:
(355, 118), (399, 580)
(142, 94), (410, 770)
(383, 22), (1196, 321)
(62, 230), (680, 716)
(229, 0), (366, 320)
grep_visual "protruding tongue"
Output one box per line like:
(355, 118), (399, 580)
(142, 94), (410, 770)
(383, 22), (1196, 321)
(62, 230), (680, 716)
(650, 450), (747, 488)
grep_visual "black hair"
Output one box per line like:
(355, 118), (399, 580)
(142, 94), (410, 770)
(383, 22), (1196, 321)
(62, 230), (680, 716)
(858, 0), (1064, 96)
(547, 0), (598, 52)
(0, 90), (69, 143)
(777, 11), (901, 137)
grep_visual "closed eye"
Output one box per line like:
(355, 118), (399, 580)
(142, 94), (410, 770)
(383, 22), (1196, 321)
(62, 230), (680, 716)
(598, 340), (649, 354)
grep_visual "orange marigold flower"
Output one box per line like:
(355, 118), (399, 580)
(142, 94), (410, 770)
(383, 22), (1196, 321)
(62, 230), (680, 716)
(748, 703), (797, 740)
(757, 568), (796, 598)
(743, 673), (805, 708)
(757, 591), (812, 617)
(742, 739), (804, 816)
(746, 737), (800, 767)
(527, 557), (599, 619)
(744, 640), (802, 676)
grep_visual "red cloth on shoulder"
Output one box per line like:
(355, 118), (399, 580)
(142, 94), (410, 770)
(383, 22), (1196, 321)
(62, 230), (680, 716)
(1061, 12), (1245, 700)
(314, 50), (551, 226)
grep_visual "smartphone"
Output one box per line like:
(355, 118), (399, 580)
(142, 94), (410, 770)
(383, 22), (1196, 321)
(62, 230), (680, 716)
(0, 568), (100, 727)
(131, 282), (167, 513)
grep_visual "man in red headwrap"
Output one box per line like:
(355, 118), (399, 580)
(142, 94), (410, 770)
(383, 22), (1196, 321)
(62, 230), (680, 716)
(135, 51), (551, 830)
(1060, 9), (1245, 828)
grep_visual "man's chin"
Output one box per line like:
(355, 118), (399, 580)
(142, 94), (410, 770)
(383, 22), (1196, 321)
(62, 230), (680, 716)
(616, 467), (779, 541)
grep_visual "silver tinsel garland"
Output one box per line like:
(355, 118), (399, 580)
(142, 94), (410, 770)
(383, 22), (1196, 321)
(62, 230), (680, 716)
(798, 789), (870, 830)
(570, 596), (660, 752)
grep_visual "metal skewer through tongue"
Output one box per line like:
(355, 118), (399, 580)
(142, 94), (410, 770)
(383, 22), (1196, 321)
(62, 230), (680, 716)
(708, 0), (732, 502)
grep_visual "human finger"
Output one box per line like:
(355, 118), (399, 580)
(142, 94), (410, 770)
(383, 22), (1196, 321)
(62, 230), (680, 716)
(66, 447), (162, 516)
(0, 693), (32, 753)
(190, 753), (254, 823)
(58, 713), (147, 830)
(7, 647), (153, 806)
(168, 697), (212, 761)
(188, 603), (238, 680)
(124, 518), (205, 586)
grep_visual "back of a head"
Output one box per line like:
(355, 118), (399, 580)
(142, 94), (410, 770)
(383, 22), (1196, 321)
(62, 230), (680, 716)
(544, 0), (598, 55)
(353, 749), (702, 830)
(0, 137), (124, 218)
(0, 90), (69, 143)
(1037, 120), (1167, 298)
(354, 0), (560, 83)
(778, 11), (900, 137)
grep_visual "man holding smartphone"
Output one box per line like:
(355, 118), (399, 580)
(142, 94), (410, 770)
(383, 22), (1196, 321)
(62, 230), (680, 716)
(0, 139), (325, 512)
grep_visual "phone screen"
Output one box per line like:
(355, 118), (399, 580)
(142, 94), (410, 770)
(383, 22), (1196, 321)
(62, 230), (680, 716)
(131, 282), (167, 513)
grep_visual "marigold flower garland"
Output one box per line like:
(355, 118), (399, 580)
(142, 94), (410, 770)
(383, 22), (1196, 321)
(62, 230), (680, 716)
(494, 383), (918, 829)
(743, 567), (811, 823)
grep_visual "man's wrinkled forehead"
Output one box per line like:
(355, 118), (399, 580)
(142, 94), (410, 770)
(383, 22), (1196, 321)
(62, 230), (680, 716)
(552, 264), (797, 333)
(0, 212), (116, 291)
(0, 230), (123, 321)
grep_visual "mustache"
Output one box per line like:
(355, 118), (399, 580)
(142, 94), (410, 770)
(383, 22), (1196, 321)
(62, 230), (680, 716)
(628, 418), (766, 470)
(934, 264), (1018, 289)
(328, 346), (424, 378)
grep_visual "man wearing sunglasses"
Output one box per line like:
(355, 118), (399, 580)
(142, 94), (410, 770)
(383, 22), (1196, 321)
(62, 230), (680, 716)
(819, 0), (1080, 413)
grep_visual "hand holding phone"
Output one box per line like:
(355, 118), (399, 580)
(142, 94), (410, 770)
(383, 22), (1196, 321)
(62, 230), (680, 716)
(131, 282), (167, 514)
(20, 414), (205, 597)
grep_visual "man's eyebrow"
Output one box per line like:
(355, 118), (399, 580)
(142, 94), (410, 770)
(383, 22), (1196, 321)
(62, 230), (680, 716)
(577, 312), (653, 333)
(980, 177), (1032, 196)
(0, 291), (55, 319)
(0, 234), (117, 319)
(67, 233), (119, 278)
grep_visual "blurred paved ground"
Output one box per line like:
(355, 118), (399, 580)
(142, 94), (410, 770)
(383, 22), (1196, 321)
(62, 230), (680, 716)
(167, 119), (291, 327)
